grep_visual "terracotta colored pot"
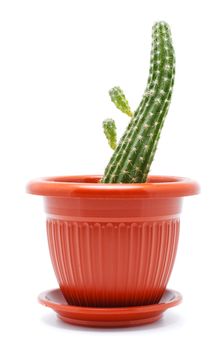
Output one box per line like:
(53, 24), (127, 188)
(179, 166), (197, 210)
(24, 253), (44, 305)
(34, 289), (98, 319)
(27, 175), (199, 307)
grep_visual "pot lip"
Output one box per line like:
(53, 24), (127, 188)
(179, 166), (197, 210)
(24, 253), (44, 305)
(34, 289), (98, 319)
(26, 174), (200, 198)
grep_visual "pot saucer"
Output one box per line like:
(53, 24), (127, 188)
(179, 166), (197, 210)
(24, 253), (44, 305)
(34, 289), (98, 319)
(38, 288), (182, 328)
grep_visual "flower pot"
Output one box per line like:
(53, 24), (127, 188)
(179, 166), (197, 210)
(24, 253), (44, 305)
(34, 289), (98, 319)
(27, 175), (199, 307)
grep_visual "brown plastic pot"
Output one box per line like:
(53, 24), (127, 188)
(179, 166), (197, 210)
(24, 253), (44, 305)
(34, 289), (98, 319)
(27, 175), (199, 307)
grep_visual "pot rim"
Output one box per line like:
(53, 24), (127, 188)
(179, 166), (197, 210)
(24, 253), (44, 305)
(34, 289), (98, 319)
(26, 175), (200, 198)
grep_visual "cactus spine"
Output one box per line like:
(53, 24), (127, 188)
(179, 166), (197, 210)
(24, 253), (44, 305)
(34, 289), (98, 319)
(101, 22), (175, 183)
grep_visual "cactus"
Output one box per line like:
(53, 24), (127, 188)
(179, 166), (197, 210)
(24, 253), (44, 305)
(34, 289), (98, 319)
(109, 86), (133, 117)
(103, 118), (117, 150)
(102, 87), (132, 150)
(101, 21), (175, 183)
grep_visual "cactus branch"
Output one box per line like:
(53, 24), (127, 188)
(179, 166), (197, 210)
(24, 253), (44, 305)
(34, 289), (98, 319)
(101, 21), (175, 183)
(109, 86), (133, 117)
(103, 118), (117, 150)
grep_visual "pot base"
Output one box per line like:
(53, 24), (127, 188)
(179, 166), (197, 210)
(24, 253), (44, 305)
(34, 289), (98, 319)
(38, 288), (182, 328)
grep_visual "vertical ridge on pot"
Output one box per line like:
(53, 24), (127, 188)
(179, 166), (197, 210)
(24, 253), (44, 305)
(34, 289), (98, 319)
(130, 223), (146, 305)
(148, 221), (166, 304)
(65, 222), (82, 305)
(162, 219), (180, 290)
(155, 220), (175, 303)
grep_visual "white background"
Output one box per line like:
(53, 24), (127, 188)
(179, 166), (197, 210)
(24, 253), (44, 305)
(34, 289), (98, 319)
(0, 0), (223, 349)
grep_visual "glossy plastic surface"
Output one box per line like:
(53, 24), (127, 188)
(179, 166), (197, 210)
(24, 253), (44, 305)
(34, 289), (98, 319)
(38, 288), (182, 328)
(27, 175), (200, 198)
(27, 175), (199, 307)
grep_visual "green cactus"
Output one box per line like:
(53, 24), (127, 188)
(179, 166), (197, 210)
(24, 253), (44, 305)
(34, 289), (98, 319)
(109, 86), (133, 117)
(103, 87), (132, 150)
(101, 21), (175, 183)
(103, 118), (117, 150)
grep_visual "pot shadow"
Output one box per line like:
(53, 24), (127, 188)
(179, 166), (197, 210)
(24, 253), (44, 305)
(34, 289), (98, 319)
(41, 311), (184, 333)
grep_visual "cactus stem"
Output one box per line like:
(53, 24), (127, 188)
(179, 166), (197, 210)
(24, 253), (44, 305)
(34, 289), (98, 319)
(109, 86), (133, 117)
(101, 21), (175, 183)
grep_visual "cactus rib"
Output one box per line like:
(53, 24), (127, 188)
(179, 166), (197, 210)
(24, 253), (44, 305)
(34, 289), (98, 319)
(101, 21), (175, 183)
